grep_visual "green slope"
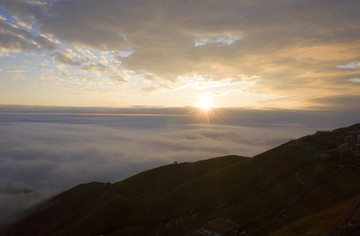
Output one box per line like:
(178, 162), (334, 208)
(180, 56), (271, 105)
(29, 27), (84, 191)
(111, 155), (247, 200)
(270, 194), (360, 236)
(4, 155), (247, 236)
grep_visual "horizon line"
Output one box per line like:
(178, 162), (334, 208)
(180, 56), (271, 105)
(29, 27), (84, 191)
(0, 112), (193, 117)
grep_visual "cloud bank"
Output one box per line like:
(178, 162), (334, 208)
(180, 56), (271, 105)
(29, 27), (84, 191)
(1, 106), (359, 227)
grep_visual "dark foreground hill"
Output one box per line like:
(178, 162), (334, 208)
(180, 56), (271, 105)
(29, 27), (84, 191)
(3, 124), (360, 235)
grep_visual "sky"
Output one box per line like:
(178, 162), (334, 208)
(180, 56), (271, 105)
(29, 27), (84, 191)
(0, 0), (359, 108)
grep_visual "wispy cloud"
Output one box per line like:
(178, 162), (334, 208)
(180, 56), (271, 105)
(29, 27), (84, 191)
(349, 78), (360, 83)
(337, 62), (360, 69)
(6, 69), (25, 73)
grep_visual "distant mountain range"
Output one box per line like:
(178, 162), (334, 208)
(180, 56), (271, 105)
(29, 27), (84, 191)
(3, 124), (360, 236)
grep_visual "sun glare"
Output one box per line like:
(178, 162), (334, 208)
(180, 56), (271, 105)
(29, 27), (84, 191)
(198, 97), (213, 110)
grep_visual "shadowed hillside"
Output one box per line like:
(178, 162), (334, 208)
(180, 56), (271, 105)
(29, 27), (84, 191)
(3, 124), (360, 236)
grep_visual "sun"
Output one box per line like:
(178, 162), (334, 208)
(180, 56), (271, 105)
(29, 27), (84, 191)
(197, 97), (213, 110)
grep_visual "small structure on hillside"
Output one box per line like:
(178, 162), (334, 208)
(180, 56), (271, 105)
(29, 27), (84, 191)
(186, 219), (239, 236)
(201, 219), (239, 236)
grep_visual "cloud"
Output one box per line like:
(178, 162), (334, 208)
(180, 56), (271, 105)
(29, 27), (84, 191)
(0, 186), (32, 195)
(337, 62), (360, 69)
(0, 19), (59, 54)
(0, 191), (41, 228)
(0, 20), (38, 51)
(194, 35), (241, 47)
(7, 69), (25, 73)
(53, 51), (81, 66)
(349, 78), (360, 83)
(36, 34), (59, 51)
(309, 95), (360, 112)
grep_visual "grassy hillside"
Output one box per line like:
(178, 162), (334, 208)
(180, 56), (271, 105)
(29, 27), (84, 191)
(4, 124), (360, 235)
(270, 194), (360, 235)
(4, 155), (247, 236)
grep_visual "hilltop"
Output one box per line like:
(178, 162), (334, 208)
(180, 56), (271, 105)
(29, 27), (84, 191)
(3, 124), (360, 235)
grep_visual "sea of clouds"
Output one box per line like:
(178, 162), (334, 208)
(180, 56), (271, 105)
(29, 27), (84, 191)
(0, 106), (359, 227)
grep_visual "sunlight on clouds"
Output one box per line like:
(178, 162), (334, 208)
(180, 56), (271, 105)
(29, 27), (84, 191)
(13, 15), (34, 30)
(194, 38), (207, 47)
(176, 74), (256, 93)
(215, 36), (238, 45)
(99, 55), (108, 65)
(7, 70), (25, 73)
(193, 35), (240, 47)
(0, 48), (10, 57)
(337, 62), (360, 69)
(297, 70), (360, 79)
(117, 48), (134, 58)
(277, 42), (360, 62)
